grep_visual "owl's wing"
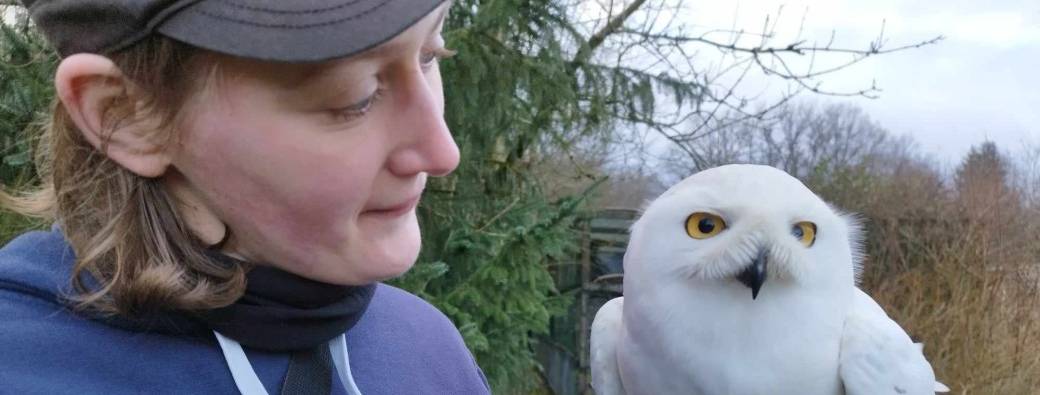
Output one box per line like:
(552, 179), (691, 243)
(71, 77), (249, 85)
(590, 297), (626, 395)
(839, 288), (950, 395)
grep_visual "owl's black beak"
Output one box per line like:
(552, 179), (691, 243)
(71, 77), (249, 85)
(737, 248), (768, 299)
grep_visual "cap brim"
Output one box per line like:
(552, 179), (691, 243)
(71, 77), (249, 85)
(155, 0), (446, 62)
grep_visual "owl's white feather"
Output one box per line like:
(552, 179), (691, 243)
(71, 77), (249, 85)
(589, 164), (947, 395)
(591, 298), (625, 395)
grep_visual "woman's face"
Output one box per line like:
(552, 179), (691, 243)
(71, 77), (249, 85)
(166, 4), (458, 285)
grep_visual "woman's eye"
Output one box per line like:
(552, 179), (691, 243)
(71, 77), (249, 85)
(420, 52), (437, 67)
(420, 47), (457, 71)
(333, 89), (383, 121)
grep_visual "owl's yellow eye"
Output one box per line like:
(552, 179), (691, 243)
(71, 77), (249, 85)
(685, 213), (727, 239)
(792, 222), (817, 247)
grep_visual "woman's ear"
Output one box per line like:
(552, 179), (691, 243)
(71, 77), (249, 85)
(55, 54), (171, 178)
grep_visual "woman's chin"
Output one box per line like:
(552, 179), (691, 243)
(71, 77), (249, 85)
(352, 222), (422, 282)
(292, 215), (423, 285)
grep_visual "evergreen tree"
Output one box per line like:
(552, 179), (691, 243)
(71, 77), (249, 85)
(398, 1), (698, 391)
(0, 7), (53, 240)
(955, 141), (1018, 226)
(0, 7), (53, 186)
(956, 141), (1010, 195)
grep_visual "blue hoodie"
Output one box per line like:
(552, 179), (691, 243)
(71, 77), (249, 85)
(0, 229), (490, 394)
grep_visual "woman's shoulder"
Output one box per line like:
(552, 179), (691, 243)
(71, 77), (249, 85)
(0, 227), (73, 308)
(354, 283), (468, 350)
(0, 230), (234, 394)
(347, 283), (491, 394)
(366, 284), (451, 323)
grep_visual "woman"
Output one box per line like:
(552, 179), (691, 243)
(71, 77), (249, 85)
(0, 1), (490, 394)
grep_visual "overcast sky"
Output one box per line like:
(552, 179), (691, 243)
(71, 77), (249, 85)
(674, 0), (1040, 166)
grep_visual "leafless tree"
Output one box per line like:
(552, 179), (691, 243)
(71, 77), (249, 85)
(565, 0), (941, 169)
(1013, 142), (1040, 212)
(658, 101), (910, 181)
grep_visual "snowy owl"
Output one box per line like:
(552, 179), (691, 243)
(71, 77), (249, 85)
(590, 164), (948, 395)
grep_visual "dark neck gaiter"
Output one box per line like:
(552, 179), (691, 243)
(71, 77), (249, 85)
(198, 252), (376, 352)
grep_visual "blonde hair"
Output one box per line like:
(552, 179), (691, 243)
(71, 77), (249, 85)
(3, 35), (247, 316)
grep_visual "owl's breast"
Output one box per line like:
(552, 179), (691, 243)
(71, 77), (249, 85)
(618, 281), (850, 395)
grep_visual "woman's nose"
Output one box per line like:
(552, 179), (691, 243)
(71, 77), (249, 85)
(386, 68), (460, 178)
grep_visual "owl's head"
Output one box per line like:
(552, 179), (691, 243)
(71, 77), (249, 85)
(626, 164), (863, 299)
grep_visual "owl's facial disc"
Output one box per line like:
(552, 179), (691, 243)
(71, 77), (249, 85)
(737, 247), (768, 300)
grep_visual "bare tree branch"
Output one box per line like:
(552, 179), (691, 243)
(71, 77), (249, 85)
(625, 30), (943, 57)
(572, 0), (648, 65)
(553, 0), (945, 172)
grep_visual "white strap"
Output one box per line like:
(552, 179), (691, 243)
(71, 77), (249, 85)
(214, 331), (270, 395)
(330, 335), (363, 395)
(213, 331), (363, 395)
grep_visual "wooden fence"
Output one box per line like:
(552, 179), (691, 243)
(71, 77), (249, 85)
(538, 208), (638, 395)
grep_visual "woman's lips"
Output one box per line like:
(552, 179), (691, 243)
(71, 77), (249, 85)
(364, 194), (421, 218)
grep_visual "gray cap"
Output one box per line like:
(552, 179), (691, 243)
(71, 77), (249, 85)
(22, 0), (446, 62)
